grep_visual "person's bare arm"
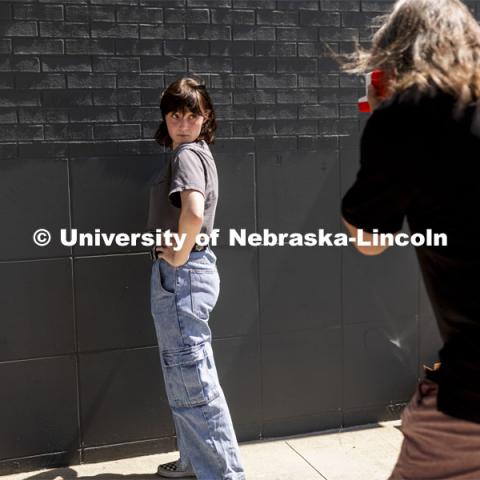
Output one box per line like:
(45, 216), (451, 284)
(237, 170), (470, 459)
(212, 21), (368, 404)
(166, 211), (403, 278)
(157, 190), (204, 266)
(342, 217), (390, 256)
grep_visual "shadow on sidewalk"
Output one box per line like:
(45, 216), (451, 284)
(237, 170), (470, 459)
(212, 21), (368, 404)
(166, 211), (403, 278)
(21, 467), (191, 480)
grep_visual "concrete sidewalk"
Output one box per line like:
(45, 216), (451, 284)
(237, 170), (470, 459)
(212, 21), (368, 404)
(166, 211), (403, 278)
(2, 421), (403, 480)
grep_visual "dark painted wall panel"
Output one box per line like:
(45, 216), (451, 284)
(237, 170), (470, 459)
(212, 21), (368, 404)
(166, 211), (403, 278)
(213, 151), (256, 246)
(342, 246), (418, 327)
(262, 328), (342, 422)
(70, 155), (161, 256)
(0, 258), (74, 362)
(75, 253), (155, 352)
(259, 247), (341, 334)
(257, 146), (339, 234)
(211, 247), (259, 339)
(213, 336), (262, 441)
(0, 356), (78, 460)
(79, 347), (173, 448)
(343, 322), (418, 410)
(0, 158), (70, 261)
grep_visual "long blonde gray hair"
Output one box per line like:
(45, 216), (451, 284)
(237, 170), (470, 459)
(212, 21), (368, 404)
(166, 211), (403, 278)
(343, 0), (480, 107)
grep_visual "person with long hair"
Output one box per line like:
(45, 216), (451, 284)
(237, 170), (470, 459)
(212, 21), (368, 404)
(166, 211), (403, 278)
(148, 77), (245, 479)
(340, 1), (480, 478)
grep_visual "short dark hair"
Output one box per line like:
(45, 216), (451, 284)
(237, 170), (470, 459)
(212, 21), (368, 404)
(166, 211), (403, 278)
(154, 77), (217, 147)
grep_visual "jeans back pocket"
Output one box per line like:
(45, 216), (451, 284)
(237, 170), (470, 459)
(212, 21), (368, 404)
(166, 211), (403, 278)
(190, 269), (220, 320)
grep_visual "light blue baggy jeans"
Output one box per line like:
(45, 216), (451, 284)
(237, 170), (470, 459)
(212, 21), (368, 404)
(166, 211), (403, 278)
(150, 247), (245, 480)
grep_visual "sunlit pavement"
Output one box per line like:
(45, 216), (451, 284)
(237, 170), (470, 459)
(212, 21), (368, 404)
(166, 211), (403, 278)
(1, 421), (403, 480)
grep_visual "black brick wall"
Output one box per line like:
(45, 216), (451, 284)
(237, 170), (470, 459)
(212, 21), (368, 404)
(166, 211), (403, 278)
(1, 0), (477, 474)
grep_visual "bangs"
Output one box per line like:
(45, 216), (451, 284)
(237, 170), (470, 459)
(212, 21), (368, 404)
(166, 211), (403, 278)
(160, 87), (205, 117)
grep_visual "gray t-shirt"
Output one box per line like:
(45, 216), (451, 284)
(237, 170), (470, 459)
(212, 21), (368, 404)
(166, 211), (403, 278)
(147, 140), (218, 236)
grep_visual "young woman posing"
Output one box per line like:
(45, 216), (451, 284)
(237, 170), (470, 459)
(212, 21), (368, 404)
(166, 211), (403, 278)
(148, 77), (245, 480)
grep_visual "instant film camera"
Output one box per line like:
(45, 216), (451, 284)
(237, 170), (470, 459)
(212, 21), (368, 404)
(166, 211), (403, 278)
(358, 70), (387, 113)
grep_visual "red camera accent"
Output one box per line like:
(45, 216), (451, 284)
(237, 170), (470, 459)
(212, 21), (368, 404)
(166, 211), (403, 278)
(358, 69), (386, 113)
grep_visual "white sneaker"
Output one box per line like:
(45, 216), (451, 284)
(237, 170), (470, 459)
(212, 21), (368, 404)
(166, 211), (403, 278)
(157, 460), (196, 478)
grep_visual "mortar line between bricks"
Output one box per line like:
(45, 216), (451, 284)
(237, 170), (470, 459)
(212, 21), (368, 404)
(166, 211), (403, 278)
(285, 440), (329, 480)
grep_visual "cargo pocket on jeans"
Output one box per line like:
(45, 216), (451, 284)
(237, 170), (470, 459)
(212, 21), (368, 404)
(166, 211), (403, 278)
(161, 343), (220, 408)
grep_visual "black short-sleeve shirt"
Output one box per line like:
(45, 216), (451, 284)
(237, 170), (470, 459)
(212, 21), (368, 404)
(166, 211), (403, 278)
(342, 86), (480, 422)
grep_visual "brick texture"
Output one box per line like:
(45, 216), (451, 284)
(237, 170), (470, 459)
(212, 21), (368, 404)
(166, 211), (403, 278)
(2, 0), (375, 151)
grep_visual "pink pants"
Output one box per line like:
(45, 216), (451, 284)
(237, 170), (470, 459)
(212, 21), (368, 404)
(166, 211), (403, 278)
(389, 380), (480, 480)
